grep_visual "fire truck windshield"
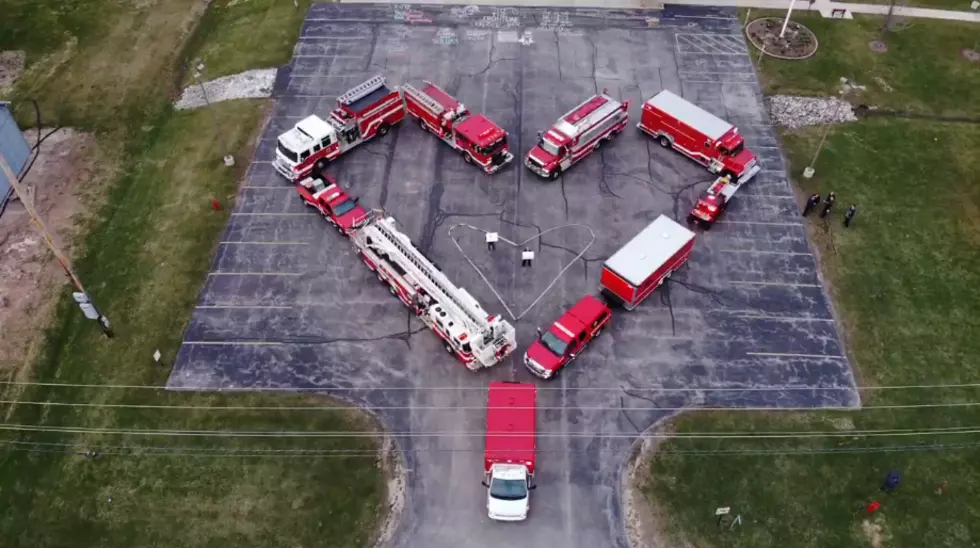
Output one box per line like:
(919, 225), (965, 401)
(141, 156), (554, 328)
(540, 331), (569, 357)
(277, 141), (299, 163)
(475, 136), (506, 156)
(725, 141), (744, 157)
(538, 136), (561, 157)
(332, 199), (357, 216)
(489, 478), (528, 501)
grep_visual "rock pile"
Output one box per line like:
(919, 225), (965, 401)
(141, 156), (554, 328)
(174, 68), (277, 110)
(765, 95), (858, 130)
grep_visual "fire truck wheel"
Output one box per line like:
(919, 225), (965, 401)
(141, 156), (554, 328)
(378, 123), (390, 136)
(594, 327), (603, 338)
(419, 120), (428, 132)
(388, 284), (398, 296)
(548, 168), (561, 181)
(463, 152), (473, 164)
(658, 136), (671, 148)
(314, 159), (328, 173)
(444, 342), (454, 355)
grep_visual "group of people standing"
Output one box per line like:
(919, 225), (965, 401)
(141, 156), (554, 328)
(802, 191), (858, 228)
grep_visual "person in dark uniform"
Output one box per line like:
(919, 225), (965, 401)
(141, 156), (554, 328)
(881, 470), (901, 493)
(802, 193), (821, 216)
(844, 204), (857, 227)
(819, 192), (836, 218)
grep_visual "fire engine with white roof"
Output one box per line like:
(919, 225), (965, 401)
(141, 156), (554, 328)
(274, 75), (405, 181)
(638, 90), (760, 185)
(402, 80), (513, 174)
(525, 90), (629, 180)
(296, 173), (370, 235)
(350, 213), (517, 369)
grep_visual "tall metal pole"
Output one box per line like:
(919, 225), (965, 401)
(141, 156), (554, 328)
(0, 153), (113, 337)
(806, 90), (849, 176)
(780, 0), (799, 38)
(193, 63), (230, 162)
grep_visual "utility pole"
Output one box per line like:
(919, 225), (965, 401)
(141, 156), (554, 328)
(804, 84), (852, 179)
(780, 0), (799, 38)
(187, 60), (234, 167)
(0, 153), (114, 337)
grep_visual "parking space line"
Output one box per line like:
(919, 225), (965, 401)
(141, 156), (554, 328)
(230, 212), (318, 217)
(182, 341), (285, 346)
(208, 272), (304, 276)
(250, 160), (272, 164)
(196, 305), (294, 310)
(729, 280), (821, 288)
(747, 352), (847, 360)
(720, 249), (811, 256)
(716, 220), (803, 227)
(219, 241), (312, 245)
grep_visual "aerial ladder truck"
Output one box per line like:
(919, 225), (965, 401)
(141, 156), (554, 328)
(351, 213), (517, 369)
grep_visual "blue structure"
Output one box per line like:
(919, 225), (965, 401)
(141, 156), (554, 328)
(0, 101), (31, 216)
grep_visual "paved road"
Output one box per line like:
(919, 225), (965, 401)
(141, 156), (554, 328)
(169, 4), (858, 548)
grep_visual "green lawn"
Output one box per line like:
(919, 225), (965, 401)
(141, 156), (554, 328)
(646, 14), (980, 548)
(747, 12), (980, 116)
(0, 1), (386, 547)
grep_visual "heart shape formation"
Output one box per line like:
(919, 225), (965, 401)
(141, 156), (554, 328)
(448, 223), (596, 321)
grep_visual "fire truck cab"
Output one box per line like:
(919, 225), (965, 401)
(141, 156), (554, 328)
(524, 295), (611, 379)
(274, 75), (405, 181)
(687, 175), (741, 228)
(525, 91), (629, 180)
(296, 174), (369, 235)
(403, 80), (513, 174)
(638, 90), (760, 184)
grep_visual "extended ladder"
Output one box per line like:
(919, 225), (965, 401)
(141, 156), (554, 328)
(338, 75), (386, 106)
(402, 82), (446, 117)
(365, 216), (489, 333)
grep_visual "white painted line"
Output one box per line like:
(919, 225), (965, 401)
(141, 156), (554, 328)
(182, 341), (285, 346)
(680, 80), (761, 84)
(729, 280), (821, 288)
(219, 241), (312, 245)
(196, 305), (294, 310)
(720, 249), (811, 256)
(250, 160), (272, 164)
(747, 352), (847, 360)
(678, 71), (756, 76)
(716, 220), (803, 227)
(713, 311), (835, 322)
(208, 272), (304, 277)
(230, 212), (318, 217)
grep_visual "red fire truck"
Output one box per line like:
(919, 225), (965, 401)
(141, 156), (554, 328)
(274, 75), (406, 181)
(687, 175), (742, 228)
(350, 213), (517, 370)
(638, 90), (760, 184)
(402, 80), (513, 174)
(524, 295), (611, 380)
(600, 215), (696, 310)
(483, 382), (536, 522)
(525, 91), (629, 180)
(296, 174), (370, 235)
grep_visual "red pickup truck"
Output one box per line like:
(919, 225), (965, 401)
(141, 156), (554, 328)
(296, 174), (370, 235)
(523, 295), (611, 379)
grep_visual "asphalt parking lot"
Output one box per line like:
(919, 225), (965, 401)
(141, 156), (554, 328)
(169, 4), (859, 547)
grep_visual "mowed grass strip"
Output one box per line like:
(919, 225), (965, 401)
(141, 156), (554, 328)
(646, 120), (980, 547)
(1, 1), (385, 546)
(747, 12), (980, 117)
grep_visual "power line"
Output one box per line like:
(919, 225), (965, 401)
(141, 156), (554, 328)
(3, 379), (980, 391)
(2, 439), (979, 459)
(3, 399), (980, 412)
(2, 423), (980, 439)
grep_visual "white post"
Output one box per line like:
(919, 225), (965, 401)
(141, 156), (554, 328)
(780, 0), (799, 38)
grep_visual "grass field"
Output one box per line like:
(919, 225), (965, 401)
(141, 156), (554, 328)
(0, 1), (386, 547)
(645, 14), (980, 548)
(747, 12), (980, 116)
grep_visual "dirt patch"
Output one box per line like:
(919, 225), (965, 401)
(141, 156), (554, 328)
(860, 518), (887, 547)
(622, 427), (680, 548)
(372, 433), (407, 548)
(0, 128), (110, 375)
(0, 51), (25, 93)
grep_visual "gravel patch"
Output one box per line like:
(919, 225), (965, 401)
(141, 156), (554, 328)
(765, 95), (858, 130)
(174, 68), (277, 110)
(0, 51), (26, 93)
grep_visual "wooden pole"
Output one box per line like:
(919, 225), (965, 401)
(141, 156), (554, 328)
(0, 152), (113, 337)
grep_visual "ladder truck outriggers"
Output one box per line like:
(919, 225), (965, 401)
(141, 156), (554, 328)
(525, 90), (630, 180)
(274, 75), (406, 181)
(402, 80), (514, 174)
(351, 213), (517, 369)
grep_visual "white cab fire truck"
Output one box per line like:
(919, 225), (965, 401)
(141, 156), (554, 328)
(638, 90), (760, 185)
(525, 91), (630, 180)
(402, 80), (513, 174)
(687, 175), (744, 228)
(274, 75), (406, 181)
(483, 381), (536, 521)
(350, 213), (517, 369)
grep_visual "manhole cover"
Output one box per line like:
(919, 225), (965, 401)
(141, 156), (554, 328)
(961, 48), (980, 62)
(869, 40), (888, 53)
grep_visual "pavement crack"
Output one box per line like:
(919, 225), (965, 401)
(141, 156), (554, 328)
(553, 31), (564, 82)
(596, 149), (622, 199)
(659, 279), (678, 337)
(559, 175), (569, 219)
(619, 396), (642, 433)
